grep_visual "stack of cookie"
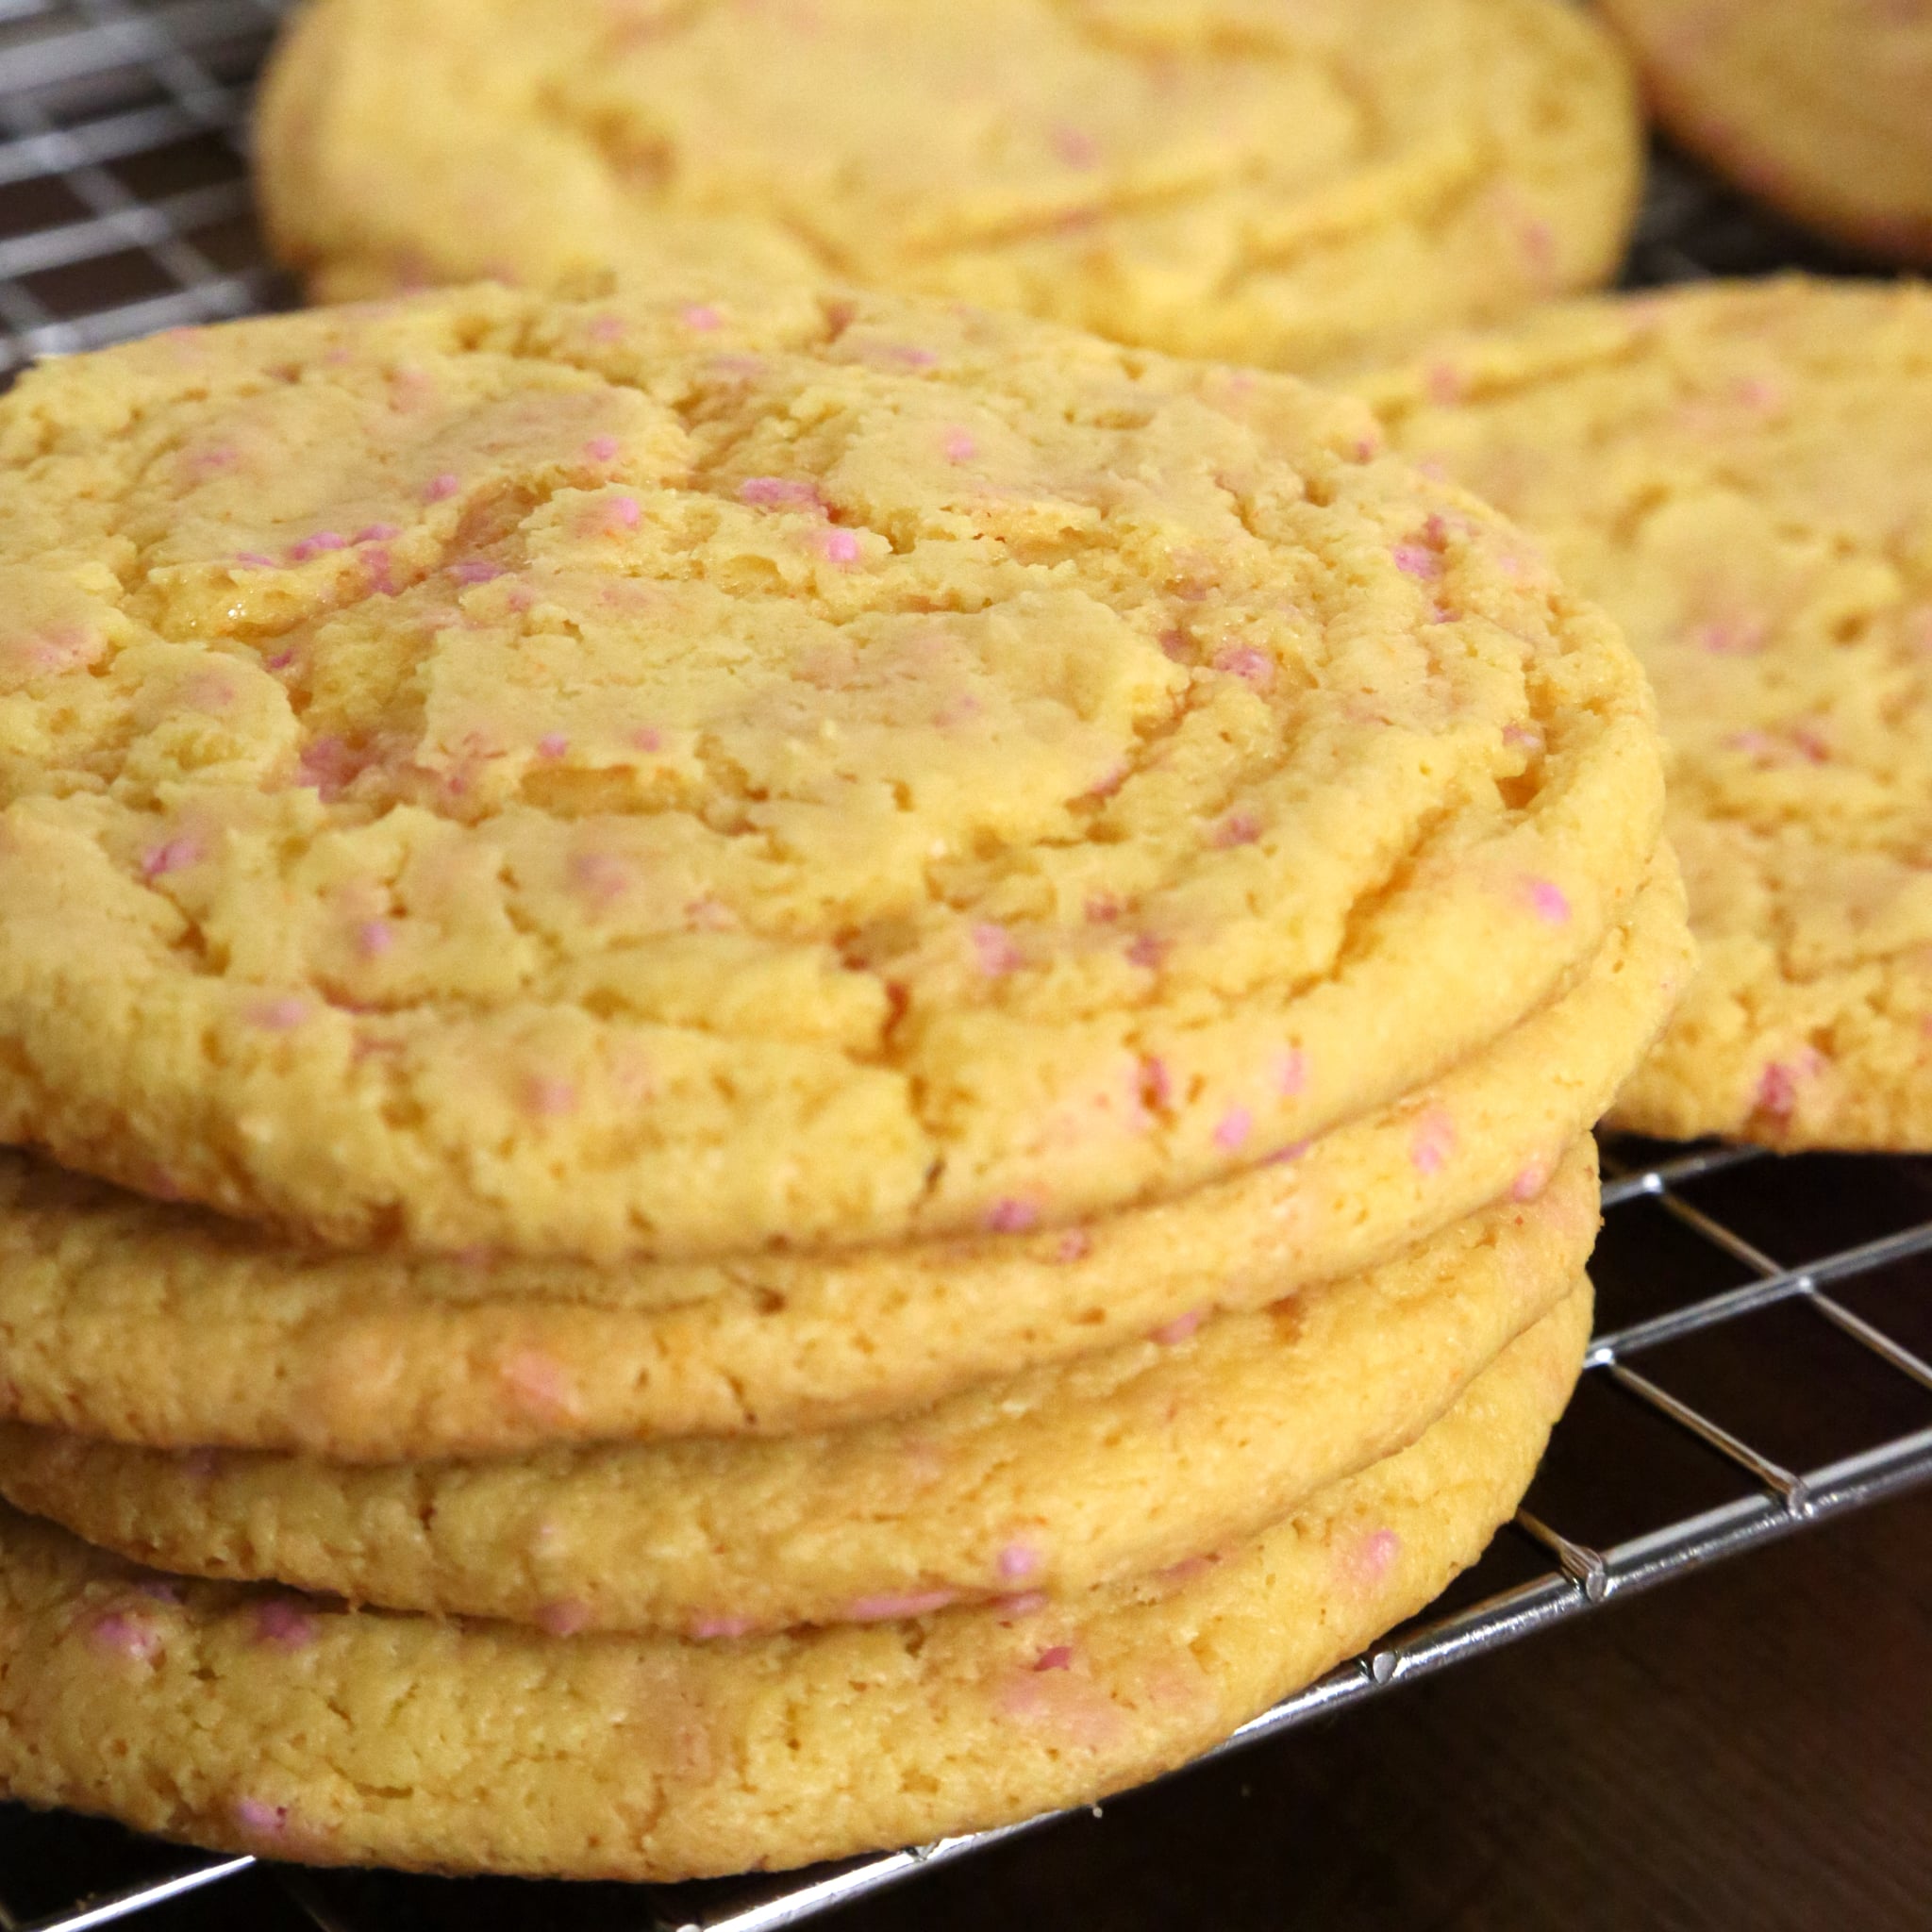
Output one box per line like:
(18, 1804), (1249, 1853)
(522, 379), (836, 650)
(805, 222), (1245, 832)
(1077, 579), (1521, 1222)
(0, 275), (1685, 1878)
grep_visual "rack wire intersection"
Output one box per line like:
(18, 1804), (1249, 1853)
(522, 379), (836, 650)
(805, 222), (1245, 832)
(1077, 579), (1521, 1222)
(0, 5), (1926, 1929)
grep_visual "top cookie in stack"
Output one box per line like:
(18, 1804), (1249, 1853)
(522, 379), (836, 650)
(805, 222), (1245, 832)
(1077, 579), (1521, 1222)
(254, 0), (1642, 372)
(0, 275), (1663, 1272)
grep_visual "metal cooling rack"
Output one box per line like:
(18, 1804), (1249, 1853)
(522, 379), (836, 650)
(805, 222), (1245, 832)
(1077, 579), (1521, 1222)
(0, 5), (1927, 1929)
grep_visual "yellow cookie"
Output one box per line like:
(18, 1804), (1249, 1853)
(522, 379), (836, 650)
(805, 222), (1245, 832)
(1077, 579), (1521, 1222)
(1359, 277), (1932, 1149)
(1602, 0), (1932, 264)
(0, 1139), (1594, 1634)
(257, 0), (1641, 373)
(0, 1287), (1587, 1881)
(0, 860), (1685, 1458)
(0, 276), (1663, 1257)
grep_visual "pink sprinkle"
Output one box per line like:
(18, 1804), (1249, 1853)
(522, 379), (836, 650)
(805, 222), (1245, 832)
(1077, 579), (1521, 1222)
(943, 427), (977, 462)
(1212, 644), (1274, 690)
(680, 303), (723, 332)
(233, 552), (276, 570)
(1266, 1139), (1311, 1166)
(1523, 877), (1572, 924)
(1511, 1159), (1550, 1203)
(846, 1590), (958, 1623)
(1410, 1108), (1456, 1175)
(996, 1591), (1050, 1619)
(87, 1610), (161, 1664)
(254, 1599), (317, 1650)
(590, 313), (628, 341)
(1152, 1308), (1204, 1346)
(1050, 124), (1099, 167)
(630, 725), (665, 753)
(1394, 543), (1442, 581)
(691, 1614), (756, 1641)
(141, 836), (202, 880)
(1156, 1554), (1217, 1588)
(286, 531), (346, 563)
(1352, 1527), (1401, 1586)
(1273, 1048), (1307, 1097)
(1215, 810), (1261, 849)
(424, 472), (461, 503)
(973, 922), (1023, 974)
(584, 436), (622, 462)
(570, 851), (633, 906)
(1694, 617), (1767, 657)
(1126, 932), (1164, 970)
(500, 1349), (582, 1420)
(606, 494), (641, 531)
(363, 546), (397, 596)
(1735, 375), (1783, 411)
(449, 559), (504, 585)
(355, 523), (400, 543)
(537, 732), (570, 759)
(997, 1543), (1042, 1583)
(356, 920), (394, 958)
(535, 1599), (593, 1638)
(233, 1797), (289, 1838)
(986, 1197), (1039, 1235)
(740, 475), (820, 509)
(1085, 895), (1120, 924)
(1159, 628), (1192, 663)
(1056, 1228), (1092, 1262)
(248, 996), (308, 1032)
(1214, 1107), (1253, 1153)
(525, 1075), (578, 1118)
(1757, 1053), (1823, 1121)
(1425, 363), (1464, 405)
(820, 527), (861, 564)
(1032, 1643), (1075, 1672)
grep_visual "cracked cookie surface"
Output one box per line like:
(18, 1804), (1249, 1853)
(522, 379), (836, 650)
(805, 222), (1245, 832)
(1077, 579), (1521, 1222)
(1360, 278), (1932, 1148)
(0, 859), (1684, 1458)
(0, 278), (1662, 1256)
(257, 0), (1640, 373)
(0, 1288), (1587, 1881)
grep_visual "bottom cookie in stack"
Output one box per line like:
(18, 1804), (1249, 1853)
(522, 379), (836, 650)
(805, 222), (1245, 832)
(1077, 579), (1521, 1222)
(0, 1287), (1590, 1881)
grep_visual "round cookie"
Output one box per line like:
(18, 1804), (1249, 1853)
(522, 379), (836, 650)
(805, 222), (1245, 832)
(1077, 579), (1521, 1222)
(0, 1288), (1588, 1881)
(1357, 279), (1932, 1150)
(0, 1139), (1595, 1634)
(0, 861), (1686, 1458)
(256, 0), (1641, 375)
(1600, 0), (1932, 265)
(0, 277), (1664, 1261)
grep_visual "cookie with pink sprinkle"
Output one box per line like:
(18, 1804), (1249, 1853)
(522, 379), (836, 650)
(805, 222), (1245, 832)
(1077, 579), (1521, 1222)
(0, 275), (1662, 1258)
(256, 0), (1640, 373)
(0, 1141), (1596, 1634)
(1359, 277), (1932, 1149)
(0, 1288), (1587, 1881)
(0, 859), (1685, 1459)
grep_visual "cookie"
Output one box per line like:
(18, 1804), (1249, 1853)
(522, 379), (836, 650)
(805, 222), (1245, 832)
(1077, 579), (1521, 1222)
(1357, 278), (1932, 1149)
(1601, 0), (1932, 264)
(0, 1286), (1588, 1880)
(0, 1138), (1594, 1635)
(0, 277), (1664, 1258)
(256, 0), (1641, 375)
(0, 858), (1685, 1458)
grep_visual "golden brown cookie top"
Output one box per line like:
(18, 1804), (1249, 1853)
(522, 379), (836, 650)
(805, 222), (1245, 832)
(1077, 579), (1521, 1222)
(0, 277), (1659, 1257)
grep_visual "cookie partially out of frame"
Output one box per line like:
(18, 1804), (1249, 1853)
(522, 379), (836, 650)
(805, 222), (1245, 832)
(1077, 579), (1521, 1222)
(258, 0), (1641, 373)
(0, 1141), (1594, 1635)
(0, 860), (1686, 1459)
(1359, 278), (1932, 1149)
(0, 276), (1662, 1259)
(1601, 0), (1932, 264)
(0, 1288), (1588, 1882)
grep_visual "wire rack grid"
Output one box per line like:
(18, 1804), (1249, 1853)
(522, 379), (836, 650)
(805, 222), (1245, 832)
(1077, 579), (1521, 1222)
(0, 5), (1926, 1931)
